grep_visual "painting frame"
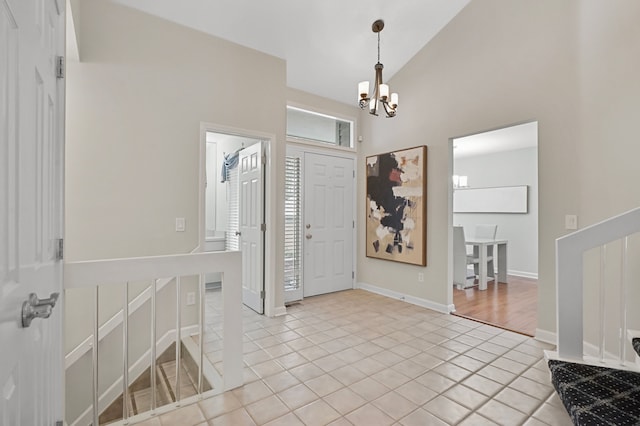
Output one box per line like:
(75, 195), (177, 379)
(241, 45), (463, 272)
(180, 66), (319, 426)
(366, 145), (427, 266)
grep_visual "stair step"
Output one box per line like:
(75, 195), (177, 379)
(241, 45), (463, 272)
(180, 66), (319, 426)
(633, 338), (640, 359)
(548, 359), (640, 425)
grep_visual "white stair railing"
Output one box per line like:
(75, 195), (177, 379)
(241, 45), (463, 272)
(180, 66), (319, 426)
(64, 251), (242, 426)
(548, 207), (640, 368)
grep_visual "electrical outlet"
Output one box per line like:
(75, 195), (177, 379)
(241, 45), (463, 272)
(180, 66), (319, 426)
(176, 217), (186, 232)
(418, 273), (424, 282)
(565, 214), (578, 230)
(186, 292), (196, 306)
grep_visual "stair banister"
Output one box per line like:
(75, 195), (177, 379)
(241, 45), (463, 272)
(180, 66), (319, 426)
(556, 207), (640, 361)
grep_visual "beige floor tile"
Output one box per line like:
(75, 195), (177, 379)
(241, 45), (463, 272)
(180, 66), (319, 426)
(323, 387), (367, 415)
(508, 376), (554, 401)
(251, 359), (285, 379)
(414, 371), (456, 393)
(423, 395), (470, 425)
(232, 380), (273, 405)
(398, 408), (448, 426)
(531, 402), (573, 426)
(395, 380), (438, 405)
(262, 370), (300, 393)
(326, 418), (354, 426)
(476, 364), (517, 385)
(274, 352), (308, 370)
(432, 362), (473, 383)
(199, 391), (242, 420)
(477, 399), (528, 425)
(495, 387), (545, 415)
(210, 407), (257, 426)
(352, 357), (386, 376)
(159, 404), (205, 426)
(457, 413), (499, 426)
(449, 354), (486, 372)
(372, 391), (418, 420)
(345, 403), (394, 426)
(293, 399), (341, 426)
(370, 367), (412, 389)
(349, 377), (390, 401)
(314, 354), (347, 373)
(329, 364), (367, 386)
(133, 417), (162, 426)
(461, 373), (504, 397)
(306, 374), (344, 397)
(245, 394), (290, 425)
(263, 412), (304, 426)
(289, 362), (325, 382)
(522, 365), (554, 385)
(391, 358), (430, 378)
(443, 384), (489, 410)
(334, 347), (367, 363)
(490, 357), (528, 375)
(277, 383), (318, 410)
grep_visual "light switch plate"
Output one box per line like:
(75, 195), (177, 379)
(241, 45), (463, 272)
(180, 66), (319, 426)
(176, 217), (186, 232)
(565, 214), (578, 230)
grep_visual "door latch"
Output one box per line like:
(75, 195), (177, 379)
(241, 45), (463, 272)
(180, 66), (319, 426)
(21, 292), (60, 327)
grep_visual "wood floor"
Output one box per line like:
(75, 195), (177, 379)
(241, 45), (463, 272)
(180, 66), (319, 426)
(452, 275), (538, 337)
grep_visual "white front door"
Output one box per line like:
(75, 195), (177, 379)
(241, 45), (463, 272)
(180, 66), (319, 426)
(303, 153), (354, 297)
(238, 143), (264, 313)
(0, 0), (65, 424)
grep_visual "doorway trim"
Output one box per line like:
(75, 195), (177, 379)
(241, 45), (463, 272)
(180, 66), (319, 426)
(199, 122), (282, 317)
(285, 141), (357, 302)
(447, 119), (539, 311)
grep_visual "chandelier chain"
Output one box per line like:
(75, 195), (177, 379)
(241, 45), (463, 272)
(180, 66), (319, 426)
(377, 31), (380, 63)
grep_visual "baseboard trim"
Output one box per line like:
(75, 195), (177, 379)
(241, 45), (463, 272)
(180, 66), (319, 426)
(273, 305), (287, 317)
(535, 328), (557, 345)
(508, 270), (538, 280)
(356, 282), (454, 314)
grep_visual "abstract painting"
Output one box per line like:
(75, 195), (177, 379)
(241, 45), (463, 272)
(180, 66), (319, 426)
(366, 146), (427, 266)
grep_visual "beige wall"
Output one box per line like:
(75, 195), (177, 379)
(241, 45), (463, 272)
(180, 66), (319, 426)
(357, 0), (640, 337)
(66, 0), (286, 262)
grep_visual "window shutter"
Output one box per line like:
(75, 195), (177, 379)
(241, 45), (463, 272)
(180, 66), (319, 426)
(284, 156), (302, 291)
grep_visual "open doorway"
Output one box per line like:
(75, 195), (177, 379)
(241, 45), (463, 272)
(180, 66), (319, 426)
(202, 130), (266, 314)
(450, 121), (538, 336)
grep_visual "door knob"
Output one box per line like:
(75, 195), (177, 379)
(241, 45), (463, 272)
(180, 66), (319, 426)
(306, 234), (312, 239)
(235, 231), (241, 236)
(22, 292), (59, 327)
(306, 224), (311, 229)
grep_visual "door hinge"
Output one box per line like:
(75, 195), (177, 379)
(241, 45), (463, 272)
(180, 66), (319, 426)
(260, 290), (265, 299)
(353, 170), (355, 178)
(353, 220), (355, 229)
(262, 154), (267, 165)
(55, 56), (65, 79)
(55, 238), (64, 261)
(56, 421), (63, 426)
(352, 271), (355, 279)
(260, 223), (266, 232)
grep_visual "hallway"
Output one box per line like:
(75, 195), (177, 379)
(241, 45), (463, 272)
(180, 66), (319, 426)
(136, 289), (568, 425)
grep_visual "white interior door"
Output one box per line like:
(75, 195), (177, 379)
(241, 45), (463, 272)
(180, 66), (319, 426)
(239, 143), (264, 313)
(0, 0), (64, 424)
(303, 153), (354, 297)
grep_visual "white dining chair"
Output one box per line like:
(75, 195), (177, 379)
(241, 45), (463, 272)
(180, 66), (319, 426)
(453, 226), (475, 288)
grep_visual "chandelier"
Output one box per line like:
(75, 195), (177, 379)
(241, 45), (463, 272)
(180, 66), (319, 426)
(358, 19), (398, 118)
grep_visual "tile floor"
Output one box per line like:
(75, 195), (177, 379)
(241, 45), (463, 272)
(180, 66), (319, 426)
(137, 289), (572, 426)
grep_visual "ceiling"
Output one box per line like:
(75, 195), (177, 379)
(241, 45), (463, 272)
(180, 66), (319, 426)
(112, 0), (470, 106)
(453, 122), (539, 159)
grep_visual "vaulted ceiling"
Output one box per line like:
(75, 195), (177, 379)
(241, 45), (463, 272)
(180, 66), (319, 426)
(112, 0), (470, 105)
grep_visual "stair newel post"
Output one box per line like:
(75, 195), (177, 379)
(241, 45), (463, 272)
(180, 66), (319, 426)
(150, 278), (158, 413)
(620, 237), (629, 366)
(599, 245), (607, 362)
(198, 273), (205, 395)
(175, 276), (182, 405)
(122, 282), (130, 423)
(92, 286), (100, 426)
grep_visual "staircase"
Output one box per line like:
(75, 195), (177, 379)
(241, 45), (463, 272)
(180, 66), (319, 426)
(547, 337), (640, 425)
(99, 342), (211, 425)
(545, 207), (640, 425)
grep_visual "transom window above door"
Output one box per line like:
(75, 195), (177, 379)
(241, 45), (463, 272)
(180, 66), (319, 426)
(286, 106), (354, 148)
